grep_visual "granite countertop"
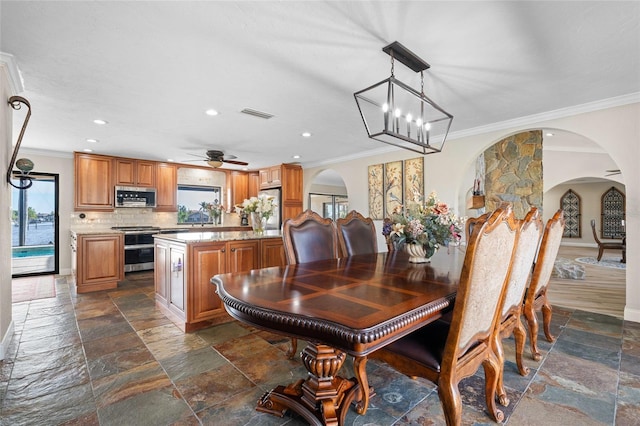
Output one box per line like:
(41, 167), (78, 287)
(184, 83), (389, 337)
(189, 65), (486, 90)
(70, 225), (252, 236)
(153, 229), (282, 243)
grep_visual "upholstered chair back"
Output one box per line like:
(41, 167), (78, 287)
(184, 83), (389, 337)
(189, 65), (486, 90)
(282, 209), (338, 265)
(529, 209), (565, 296)
(336, 210), (377, 257)
(500, 208), (544, 319)
(452, 204), (519, 353)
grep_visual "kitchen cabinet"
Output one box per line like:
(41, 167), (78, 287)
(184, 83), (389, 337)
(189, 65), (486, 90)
(248, 172), (260, 198)
(260, 238), (286, 268)
(230, 171), (249, 208)
(115, 158), (156, 187)
(281, 163), (303, 223)
(259, 165), (282, 189)
(155, 162), (177, 212)
(154, 233), (274, 332)
(71, 232), (124, 293)
(74, 152), (114, 211)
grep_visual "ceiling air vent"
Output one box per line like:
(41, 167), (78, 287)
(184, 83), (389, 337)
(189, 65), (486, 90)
(240, 108), (274, 119)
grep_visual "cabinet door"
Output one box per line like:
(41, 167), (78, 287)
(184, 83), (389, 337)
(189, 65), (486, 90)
(136, 160), (156, 187)
(231, 171), (249, 207)
(115, 159), (136, 185)
(281, 164), (302, 203)
(154, 240), (169, 305)
(259, 165), (281, 189)
(248, 172), (260, 198)
(74, 153), (114, 210)
(228, 240), (259, 273)
(189, 242), (227, 322)
(76, 234), (123, 292)
(169, 245), (186, 313)
(155, 162), (177, 211)
(260, 238), (286, 268)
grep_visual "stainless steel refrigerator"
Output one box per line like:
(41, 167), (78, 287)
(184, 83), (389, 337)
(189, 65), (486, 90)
(258, 188), (282, 230)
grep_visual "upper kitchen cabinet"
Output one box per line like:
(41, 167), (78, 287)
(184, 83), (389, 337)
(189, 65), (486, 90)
(230, 171), (249, 208)
(281, 163), (303, 222)
(115, 158), (156, 187)
(155, 162), (177, 212)
(248, 172), (260, 198)
(74, 152), (115, 211)
(259, 165), (282, 189)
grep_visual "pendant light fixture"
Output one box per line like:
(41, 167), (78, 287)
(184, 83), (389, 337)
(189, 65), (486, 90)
(354, 41), (453, 155)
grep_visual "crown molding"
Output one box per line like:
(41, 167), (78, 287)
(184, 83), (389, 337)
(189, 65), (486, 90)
(0, 52), (25, 94)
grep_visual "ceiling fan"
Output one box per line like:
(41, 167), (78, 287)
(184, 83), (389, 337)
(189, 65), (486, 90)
(605, 169), (621, 176)
(185, 150), (249, 168)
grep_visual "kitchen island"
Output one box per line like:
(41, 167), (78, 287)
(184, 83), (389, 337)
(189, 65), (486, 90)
(153, 230), (285, 332)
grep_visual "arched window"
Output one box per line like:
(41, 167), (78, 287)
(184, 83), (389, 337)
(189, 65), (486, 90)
(560, 189), (581, 238)
(601, 187), (625, 239)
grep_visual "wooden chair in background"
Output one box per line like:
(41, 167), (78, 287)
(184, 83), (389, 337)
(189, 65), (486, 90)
(495, 207), (543, 405)
(336, 210), (377, 257)
(523, 209), (566, 361)
(370, 204), (520, 425)
(590, 219), (624, 261)
(281, 209), (339, 358)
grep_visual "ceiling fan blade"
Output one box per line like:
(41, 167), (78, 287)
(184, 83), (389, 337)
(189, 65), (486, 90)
(223, 159), (249, 166)
(223, 154), (238, 160)
(605, 172), (621, 176)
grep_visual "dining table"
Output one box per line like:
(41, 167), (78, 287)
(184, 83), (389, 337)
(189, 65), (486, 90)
(212, 245), (466, 426)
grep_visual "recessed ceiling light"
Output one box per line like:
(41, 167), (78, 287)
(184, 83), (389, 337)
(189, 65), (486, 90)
(292, 155), (301, 159)
(301, 132), (312, 138)
(93, 119), (108, 125)
(86, 138), (99, 143)
(83, 148), (93, 152)
(545, 132), (554, 137)
(167, 159), (175, 162)
(242, 167), (249, 171)
(205, 109), (219, 116)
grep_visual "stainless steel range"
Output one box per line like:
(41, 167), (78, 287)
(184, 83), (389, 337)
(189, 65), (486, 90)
(111, 226), (161, 272)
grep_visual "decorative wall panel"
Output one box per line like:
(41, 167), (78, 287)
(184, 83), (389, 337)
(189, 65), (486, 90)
(368, 164), (384, 220)
(560, 189), (581, 238)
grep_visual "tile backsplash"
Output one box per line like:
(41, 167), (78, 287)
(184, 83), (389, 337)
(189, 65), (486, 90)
(69, 209), (241, 231)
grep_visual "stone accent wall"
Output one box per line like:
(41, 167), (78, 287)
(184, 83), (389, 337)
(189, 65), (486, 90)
(484, 130), (543, 219)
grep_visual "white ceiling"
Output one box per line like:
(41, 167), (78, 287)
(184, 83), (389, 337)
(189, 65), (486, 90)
(2, 1), (639, 173)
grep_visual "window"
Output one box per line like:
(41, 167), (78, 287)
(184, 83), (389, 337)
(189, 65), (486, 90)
(177, 185), (222, 223)
(560, 189), (581, 238)
(601, 187), (625, 239)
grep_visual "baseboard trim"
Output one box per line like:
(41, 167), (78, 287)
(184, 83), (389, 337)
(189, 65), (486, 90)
(624, 307), (640, 324)
(0, 320), (15, 361)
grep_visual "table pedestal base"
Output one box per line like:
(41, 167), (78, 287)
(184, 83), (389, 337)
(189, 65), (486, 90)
(257, 343), (360, 425)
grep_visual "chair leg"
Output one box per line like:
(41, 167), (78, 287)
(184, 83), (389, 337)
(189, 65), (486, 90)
(513, 315), (530, 376)
(483, 355), (505, 423)
(541, 301), (555, 343)
(523, 305), (542, 361)
(597, 247), (604, 261)
(437, 376), (463, 426)
(493, 332), (509, 407)
(286, 337), (298, 359)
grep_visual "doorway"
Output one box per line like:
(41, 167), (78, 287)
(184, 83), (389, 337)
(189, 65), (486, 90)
(11, 172), (59, 277)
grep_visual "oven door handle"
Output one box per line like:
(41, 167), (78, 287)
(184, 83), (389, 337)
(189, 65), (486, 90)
(124, 244), (154, 250)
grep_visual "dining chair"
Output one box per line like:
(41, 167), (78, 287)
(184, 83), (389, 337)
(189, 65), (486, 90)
(336, 210), (377, 257)
(590, 219), (624, 261)
(523, 209), (566, 361)
(281, 209), (339, 358)
(494, 207), (543, 405)
(370, 204), (519, 425)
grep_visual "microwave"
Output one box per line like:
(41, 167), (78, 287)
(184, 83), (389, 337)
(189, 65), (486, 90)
(115, 186), (157, 208)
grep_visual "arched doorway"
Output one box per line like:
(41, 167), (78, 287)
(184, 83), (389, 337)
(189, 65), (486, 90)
(308, 169), (348, 219)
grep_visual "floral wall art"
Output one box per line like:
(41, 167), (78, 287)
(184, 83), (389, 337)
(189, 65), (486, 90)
(368, 157), (424, 219)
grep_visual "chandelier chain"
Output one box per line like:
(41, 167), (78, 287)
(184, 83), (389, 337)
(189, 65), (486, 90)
(420, 71), (425, 95)
(390, 51), (395, 77)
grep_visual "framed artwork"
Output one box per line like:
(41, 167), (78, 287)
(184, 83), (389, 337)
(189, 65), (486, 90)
(384, 161), (403, 216)
(404, 157), (424, 204)
(368, 164), (384, 219)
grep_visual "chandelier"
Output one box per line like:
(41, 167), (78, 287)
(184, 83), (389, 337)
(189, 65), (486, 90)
(354, 41), (453, 155)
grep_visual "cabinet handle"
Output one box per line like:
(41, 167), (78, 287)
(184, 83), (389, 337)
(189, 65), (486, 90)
(231, 248), (236, 252)
(221, 249), (225, 253)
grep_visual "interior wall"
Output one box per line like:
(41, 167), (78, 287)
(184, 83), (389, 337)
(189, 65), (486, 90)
(1, 64), (15, 359)
(544, 181), (626, 246)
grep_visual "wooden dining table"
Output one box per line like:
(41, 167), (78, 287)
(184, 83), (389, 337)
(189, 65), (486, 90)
(212, 246), (466, 426)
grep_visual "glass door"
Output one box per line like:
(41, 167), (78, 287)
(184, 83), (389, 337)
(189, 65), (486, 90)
(11, 172), (59, 277)
(309, 193), (349, 220)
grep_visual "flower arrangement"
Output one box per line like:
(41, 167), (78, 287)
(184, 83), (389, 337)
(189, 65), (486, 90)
(235, 195), (277, 220)
(382, 191), (465, 259)
(207, 202), (225, 218)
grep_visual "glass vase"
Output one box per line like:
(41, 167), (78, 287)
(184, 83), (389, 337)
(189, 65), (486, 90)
(251, 212), (266, 234)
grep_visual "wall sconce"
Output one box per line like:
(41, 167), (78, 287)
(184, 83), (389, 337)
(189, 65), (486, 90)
(7, 96), (34, 190)
(354, 41), (453, 155)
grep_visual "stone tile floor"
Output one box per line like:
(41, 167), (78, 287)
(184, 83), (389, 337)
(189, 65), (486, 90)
(1, 272), (639, 425)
